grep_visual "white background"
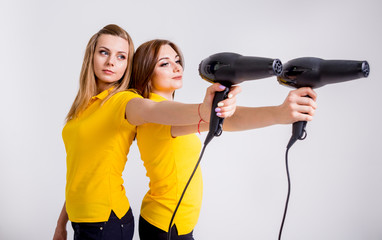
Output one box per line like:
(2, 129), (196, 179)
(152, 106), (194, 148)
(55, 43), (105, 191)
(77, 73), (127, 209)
(1, 0), (381, 239)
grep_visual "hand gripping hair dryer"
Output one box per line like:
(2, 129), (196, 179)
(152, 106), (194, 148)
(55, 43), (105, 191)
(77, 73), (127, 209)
(277, 57), (370, 148)
(199, 52), (283, 145)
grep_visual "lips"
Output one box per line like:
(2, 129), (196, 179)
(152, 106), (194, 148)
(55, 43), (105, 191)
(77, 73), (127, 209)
(103, 69), (114, 75)
(172, 76), (182, 80)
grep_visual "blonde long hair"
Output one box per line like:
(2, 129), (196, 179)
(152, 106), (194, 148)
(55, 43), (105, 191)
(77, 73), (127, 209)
(65, 24), (134, 122)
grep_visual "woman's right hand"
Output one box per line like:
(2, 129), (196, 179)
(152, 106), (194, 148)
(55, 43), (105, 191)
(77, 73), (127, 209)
(199, 83), (242, 122)
(276, 87), (318, 124)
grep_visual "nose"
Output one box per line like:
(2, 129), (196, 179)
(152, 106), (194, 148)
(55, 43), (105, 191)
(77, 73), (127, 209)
(173, 63), (182, 72)
(106, 56), (115, 67)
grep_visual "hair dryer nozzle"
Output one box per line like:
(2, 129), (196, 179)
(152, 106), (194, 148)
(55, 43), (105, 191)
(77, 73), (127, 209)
(362, 61), (370, 77)
(277, 57), (370, 89)
(278, 57), (370, 148)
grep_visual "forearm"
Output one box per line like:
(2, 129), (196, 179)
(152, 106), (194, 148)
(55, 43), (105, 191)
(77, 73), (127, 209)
(171, 87), (318, 135)
(223, 106), (281, 131)
(223, 87), (317, 131)
(53, 202), (68, 240)
(171, 106), (279, 136)
(148, 101), (206, 125)
(56, 202), (69, 228)
(172, 105), (284, 136)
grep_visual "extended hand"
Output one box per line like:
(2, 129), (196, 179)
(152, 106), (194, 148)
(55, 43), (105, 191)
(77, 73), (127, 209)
(200, 83), (242, 121)
(277, 87), (317, 124)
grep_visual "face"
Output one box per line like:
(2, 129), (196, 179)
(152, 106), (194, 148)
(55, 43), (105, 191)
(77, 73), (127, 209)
(93, 34), (129, 92)
(150, 44), (183, 99)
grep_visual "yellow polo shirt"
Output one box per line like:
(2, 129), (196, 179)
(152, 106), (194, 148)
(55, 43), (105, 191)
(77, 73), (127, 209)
(137, 93), (203, 235)
(62, 89), (142, 222)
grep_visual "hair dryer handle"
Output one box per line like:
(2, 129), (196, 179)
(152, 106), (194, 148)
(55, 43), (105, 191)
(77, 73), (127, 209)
(287, 121), (307, 148)
(204, 88), (230, 145)
(287, 95), (311, 148)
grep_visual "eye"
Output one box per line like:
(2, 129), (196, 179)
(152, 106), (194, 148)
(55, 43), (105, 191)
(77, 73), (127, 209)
(100, 50), (109, 56)
(176, 60), (182, 65)
(118, 55), (126, 60)
(160, 62), (169, 67)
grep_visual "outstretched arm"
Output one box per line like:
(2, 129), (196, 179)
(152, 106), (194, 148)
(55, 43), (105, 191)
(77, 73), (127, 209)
(171, 87), (317, 136)
(223, 87), (317, 131)
(125, 83), (240, 126)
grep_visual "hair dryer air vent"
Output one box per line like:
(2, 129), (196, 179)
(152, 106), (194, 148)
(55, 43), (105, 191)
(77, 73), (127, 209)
(273, 59), (283, 76)
(362, 61), (370, 77)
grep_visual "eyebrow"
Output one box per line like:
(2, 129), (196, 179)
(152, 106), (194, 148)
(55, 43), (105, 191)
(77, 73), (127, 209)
(99, 46), (128, 55)
(158, 55), (180, 62)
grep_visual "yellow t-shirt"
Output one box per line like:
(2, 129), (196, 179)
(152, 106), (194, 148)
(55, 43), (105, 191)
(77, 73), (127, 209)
(137, 93), (203, 235)
(62, 89), (142, 222)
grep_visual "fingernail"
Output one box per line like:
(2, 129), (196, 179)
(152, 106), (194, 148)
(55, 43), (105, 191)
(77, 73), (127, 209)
(217, 102), (224, 107)
(228, 94), (233, 99)
(219, 85), (226, 90)
(216, 112), (222, 117)
(215, 107), (221, 112)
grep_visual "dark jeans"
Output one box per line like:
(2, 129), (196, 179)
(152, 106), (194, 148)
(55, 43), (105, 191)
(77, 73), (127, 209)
(139, 215), (194, 240)
(71, 209), (134, 240)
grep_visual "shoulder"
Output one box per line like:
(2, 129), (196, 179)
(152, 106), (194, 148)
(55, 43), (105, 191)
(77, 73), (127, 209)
(110, 90), (143, 103)
(114, 89), (143, 98)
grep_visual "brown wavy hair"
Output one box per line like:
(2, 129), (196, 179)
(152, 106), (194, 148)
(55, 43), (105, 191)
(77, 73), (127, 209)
(128, 39), (184, 99)
(65, 24), (134, 122)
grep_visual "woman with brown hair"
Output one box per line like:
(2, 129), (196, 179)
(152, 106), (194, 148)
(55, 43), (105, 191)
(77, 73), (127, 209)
(129, 39), (317, 240)
(53, 25), (239, 240)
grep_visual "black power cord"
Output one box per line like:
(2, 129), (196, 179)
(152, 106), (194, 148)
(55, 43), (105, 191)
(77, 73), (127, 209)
(168, 135), (300, 240)
(278, 146), (291, 240)
(167, 144), (208, 240)
(279, 125), (307, 239)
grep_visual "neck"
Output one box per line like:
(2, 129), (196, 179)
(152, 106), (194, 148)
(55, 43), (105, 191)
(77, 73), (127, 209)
(152, 90), (174, 101)
(97, 82), (115, 94)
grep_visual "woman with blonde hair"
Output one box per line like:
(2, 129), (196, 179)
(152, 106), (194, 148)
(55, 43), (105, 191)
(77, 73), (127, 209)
(129, 39), (317, 240)
(53, 25), (239, 240)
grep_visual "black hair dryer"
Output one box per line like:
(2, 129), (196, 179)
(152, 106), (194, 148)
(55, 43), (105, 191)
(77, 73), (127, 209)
(199, 52), (283, 145)
(277, 57), (370, 148)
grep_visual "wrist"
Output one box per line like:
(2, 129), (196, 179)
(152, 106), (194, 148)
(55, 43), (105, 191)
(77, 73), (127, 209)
(199, 103), (210, 123)
(271, 105), (283, 125)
